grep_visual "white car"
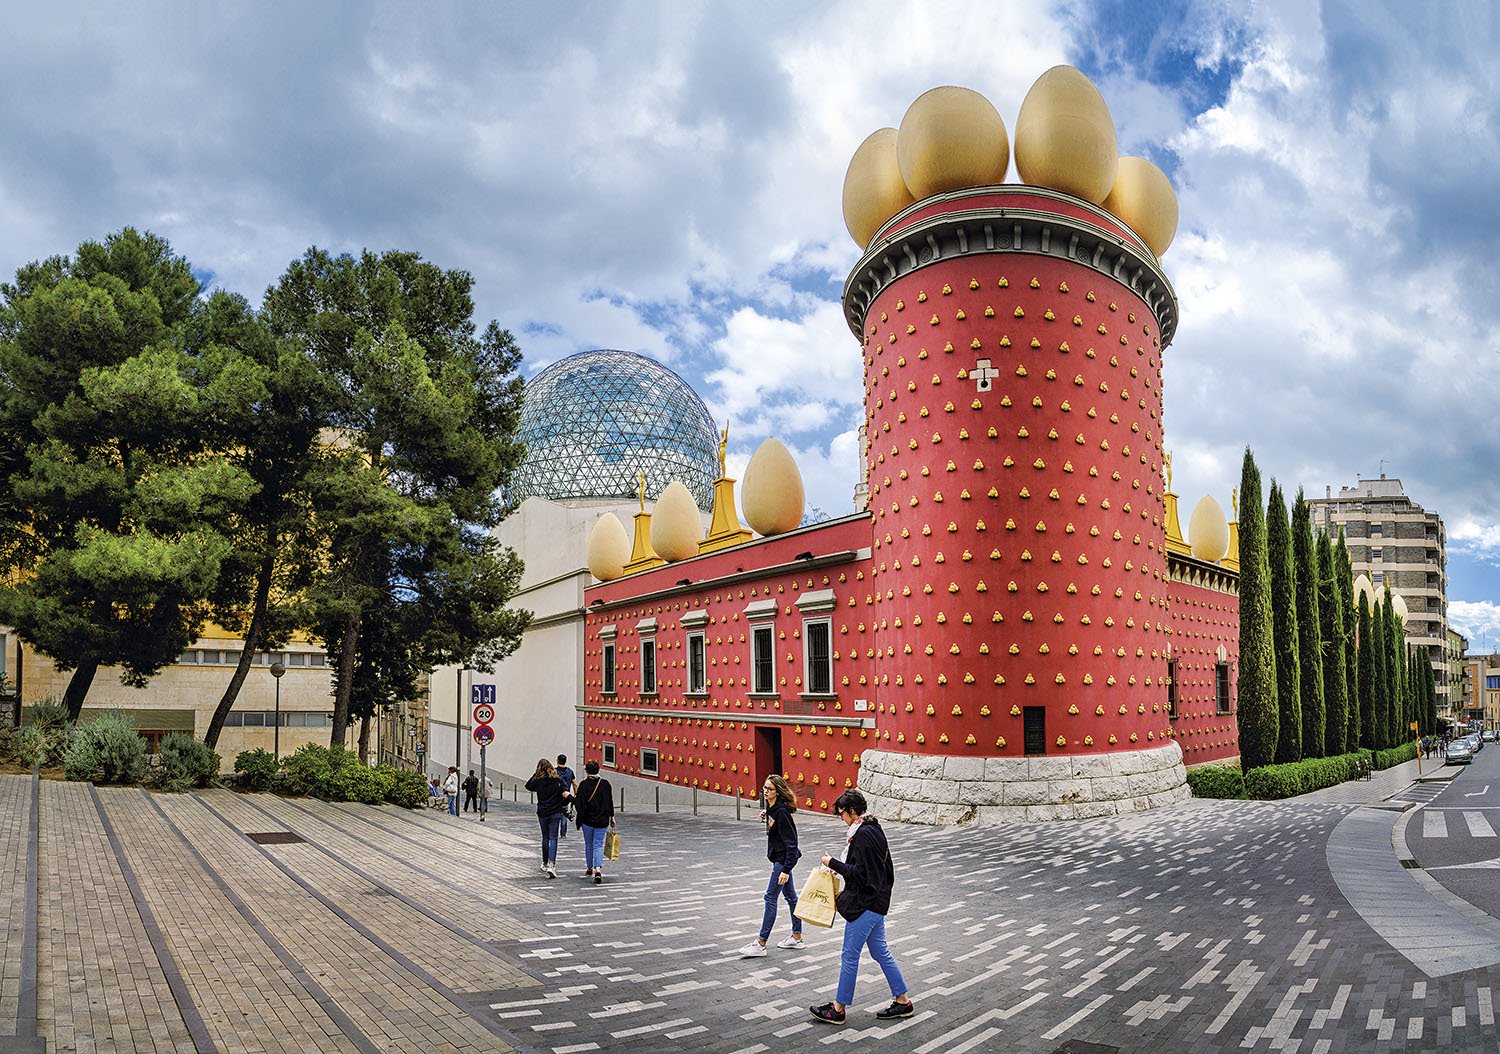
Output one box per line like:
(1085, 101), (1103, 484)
(1446, 741), (1474, 765)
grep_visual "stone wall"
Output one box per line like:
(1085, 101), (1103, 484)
(857, 742), (1190, 824)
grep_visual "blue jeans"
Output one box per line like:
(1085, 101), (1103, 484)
(583, 824), (608, 871)
(446, 794), (458, 816)
(759, 862), (801, 942)
(836, 910), (905, 1007)
(538, 812), (565, 865)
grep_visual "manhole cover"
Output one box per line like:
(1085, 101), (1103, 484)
(246, 832), (305, 845)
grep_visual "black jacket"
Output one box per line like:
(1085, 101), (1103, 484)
(462, 775), (478, 794)
(525, 775), (567, 817)
(827, 818), (894, 921)
(574, 775), (615, 828)
(765, 802), (801, 868)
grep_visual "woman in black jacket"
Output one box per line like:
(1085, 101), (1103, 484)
(524, 758), (570, 878)
(739, 774), (805, 957)
(809, 789), (914, 1025)
(573, 759), (615, 884)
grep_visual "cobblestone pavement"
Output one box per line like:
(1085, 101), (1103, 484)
(6, 771), (1500, 1053)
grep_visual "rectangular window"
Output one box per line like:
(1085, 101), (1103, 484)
(223, 713), (243, 727)
(1166, 659), (1178, 719)
(602, 643), (616, 694)
(177, 651), (196, 665)
(640, 638), (657, 695)
(310, 653), (327, 667)
(602, 741), (616, 767)
(242, 712), (265, 727)
(1373, 572), (1384, 585)
(1488, 676), (1500, 691)
(686, 631), (706, 695)
(222, 650), (242, 666)
(1023, 707), (1046, 756)
(803, 618), (832, 695)
(198, 650), (219, 665)
(289, 653), (308, 667)
(1216, 662), (1231, 714)
(752, 624), (776, 695)
(640, 747), (659, 776)
(1372, 548), (1382, 562)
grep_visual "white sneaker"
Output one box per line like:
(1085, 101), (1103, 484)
(739, 941), (768, 958)
(776, 935), (806, 950)
(544, 863), (556, 878)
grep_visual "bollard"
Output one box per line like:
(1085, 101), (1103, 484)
(736, 794), (741, 822)
(514, 783), (518, 802)
(655, 786), (660, 813)
(620, 787), (625, 813)
(693, 787), (698, 816)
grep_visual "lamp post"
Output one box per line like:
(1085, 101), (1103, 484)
(269, 661), (286, 760)
(455, 662), (472, 772)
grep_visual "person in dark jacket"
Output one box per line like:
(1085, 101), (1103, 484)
(809, 789), (913, 1025)
(740, 774), (805, 957)
(556, 754), (576, 836)
(573, 759), (615, 884)
(524, 758), (571, 878)
(462, 770), (479, 812)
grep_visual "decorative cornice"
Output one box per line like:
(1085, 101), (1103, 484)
(843, 186), (1178, 348)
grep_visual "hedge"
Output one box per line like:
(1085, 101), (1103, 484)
(1242, 750), (1368, 801)
(1186, 767), (1246, 799)
(1373, 741), (1417, 770)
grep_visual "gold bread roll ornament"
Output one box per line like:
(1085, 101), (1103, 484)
(1102, 156), (1179, 256)
(650, 480), (703, 562)
(842, 128), (917, 248)
(896, 85), (1010, 199)
(586, 512), (631, 580)
(742, 437), (805, 536)
(1014, 65), (1118, 204)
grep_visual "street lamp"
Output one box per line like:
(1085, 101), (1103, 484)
(270, 661), (286, 760)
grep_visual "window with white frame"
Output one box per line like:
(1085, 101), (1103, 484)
(745, 598), (778, 695)
(687, 631), (706, 695)
(602, 741), (616, 767)
(640, 747), (659, 776)
(803, 618), (833, 695)
(640, 638), (657, 695)
(602, 643), (616, 694)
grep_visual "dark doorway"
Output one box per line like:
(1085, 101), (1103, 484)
(754, 726), (783, 790)
(1023, 706), (1046, 756)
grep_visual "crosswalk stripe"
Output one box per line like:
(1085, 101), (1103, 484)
(1424, 812), (1448, 839)
(1465, 812), (1497, 838)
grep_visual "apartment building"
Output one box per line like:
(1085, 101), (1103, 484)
(1448, 627), (1469, 722)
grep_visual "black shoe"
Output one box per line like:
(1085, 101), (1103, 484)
(876, 999), (914, 1020)
(810, 1002), (846, 1025)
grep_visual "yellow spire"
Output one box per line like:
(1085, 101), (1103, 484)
(1162, 451), (1190, 557)
(1223, 487), (1241, 572)
(699, 421), (753, 554)
(622, 475), (664, 574)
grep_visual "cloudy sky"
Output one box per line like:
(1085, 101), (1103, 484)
(3, 0), (1498, 647)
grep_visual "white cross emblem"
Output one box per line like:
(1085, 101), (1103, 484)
(972, 357), (999, 393)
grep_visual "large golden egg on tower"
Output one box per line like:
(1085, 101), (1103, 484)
(1102, 156), (1178, 257)
(742, 437), (804, 536)
(650, 480), (702, 562)
(1188, 495), (1230, 563)
(896, 86), (1010, 200)
(1013, 65), (1118, 204)
(842, 128), (917, 249)
(586, 513), (630, 581)
(1352, 573), (1375, 611)
(1391, 592), (1408, 624)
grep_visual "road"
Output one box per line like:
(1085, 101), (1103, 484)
(1407, 739), (1500, 919)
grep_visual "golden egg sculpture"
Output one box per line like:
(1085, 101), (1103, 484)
(586, 513), (630, 581)
(742, 437), (805, 536)
(650, 480), (703, 563)
(1187, 495), (1229, 563)
(1391, 592), (1408, 624)
(896, 86), (1009, 200)
(1352, 573), (1375, 612)
(1013, 65), (1118, 204)
(842, 128), (916, 249)
(1102, 156), (1178, 257)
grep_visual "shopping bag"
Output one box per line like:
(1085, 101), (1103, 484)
(604, 829), (621, 861)
(792, 866), (842, 929)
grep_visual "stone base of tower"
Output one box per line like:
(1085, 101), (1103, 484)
(857, 744), (1190, 825)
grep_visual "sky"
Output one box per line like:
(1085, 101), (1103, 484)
(1, 0), (1497, 648)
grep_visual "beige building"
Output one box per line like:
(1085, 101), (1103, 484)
(1460, 654), (1500, 730)
(1447, 627), (1469, 722)
(1310, 475), (1450, 708)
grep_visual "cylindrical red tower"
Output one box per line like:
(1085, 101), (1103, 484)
(848, 186), (1190, 821)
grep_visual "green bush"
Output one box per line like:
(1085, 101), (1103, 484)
(234, 748), (280, 791)
(15, 726), (50, 767)
(384, 768), (429, 809)
(23, 698), (70, 733)
(1373, 741), (1417, 770)
(280, 743), (340, 798)
(17, 699), (73, 766)
(1243, 751), (1366, 800)
(0, 721), (14, 761)
(155, 734), (221, 792)
(1186, 766), (1245, 799)
(64, 711), (147, 785)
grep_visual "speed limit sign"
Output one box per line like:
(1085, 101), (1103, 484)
(473, 702), (495, 724)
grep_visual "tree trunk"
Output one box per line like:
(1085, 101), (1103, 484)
(357, 709), (372, 763)
(61, 659), (100, 722)
(329, 610), (361, 748)
(204, 531), (277, 749)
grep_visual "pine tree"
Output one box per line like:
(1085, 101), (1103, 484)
(1337, 532), (1359, 748)
(1292, 491), (1325, 757)
(1267, 481), (1302, 763)
(1317, 530), (1350, 755)
(1357, 597), (1376, 749)
(1235, 449), (1279, 770)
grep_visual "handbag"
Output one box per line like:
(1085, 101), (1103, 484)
(793, 866), (842, 929)
(604, 829), (621, 861)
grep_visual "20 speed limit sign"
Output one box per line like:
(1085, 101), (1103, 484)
(473, 702), (495, 724)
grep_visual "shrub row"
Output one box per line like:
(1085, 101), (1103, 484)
(1373, 741), (1417, 770)
(234, 744), (428, 808)
(1242, 750), (1370, 800)
(1185, 766), (1246, 799)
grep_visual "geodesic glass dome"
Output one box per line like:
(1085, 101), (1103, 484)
(508, 349), (718, 510)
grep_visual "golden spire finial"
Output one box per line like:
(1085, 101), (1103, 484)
(1163, 450), (1172, 491)
(1231, 486), (1239, 519)
(719, 421), (729, 477)
(637, 470), (646, 513)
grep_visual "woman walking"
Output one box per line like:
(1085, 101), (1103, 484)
(740, 773), (805, 956)
(573, 759), (615, 884)
(524, 758), (571, 878)
(809, 789), (914, 1025)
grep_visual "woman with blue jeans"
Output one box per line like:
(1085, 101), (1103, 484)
(739, 774), (805, 957)
(524, 758), (571, 878)
(810, 789), (914, 1025)
(573, 759), (614, 883)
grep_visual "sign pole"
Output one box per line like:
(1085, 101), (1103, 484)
(479, 743), (487, 823)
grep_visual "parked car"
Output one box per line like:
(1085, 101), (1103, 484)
(1467, 734), (1484, 753)
(1485, 730), (1498, 743)
(1447, 740), (1474, 765)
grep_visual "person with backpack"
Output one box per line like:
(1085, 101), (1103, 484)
(739, 773), (805, 957)
(573, 759), (615, 884)
(809, 789), (914, 1025)
(556, 754), (576, 836)
(525, 758), (571, 878)
(462, 770), (479, 812)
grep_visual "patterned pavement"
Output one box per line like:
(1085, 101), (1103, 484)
(5, 770), (1500, 1053)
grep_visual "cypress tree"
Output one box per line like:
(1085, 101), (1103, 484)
(1423, 653), (1439, 736)
(1385, 591), (1404, 748)
(1267, 481), (1302, 763)
(1318, 530), (1350, 755)
(1373, 596), (1391, 749)
(1337, 531), (1359, 748)
(1409, 645), (1425, 738)
(1235, 449), (1279, 770)
(1292, 491), (1325, 757)
(1357, 597), (1376, 749)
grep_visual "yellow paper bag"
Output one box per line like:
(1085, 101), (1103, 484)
(604, 830), (621, 861)
(792, 866), (842, 929)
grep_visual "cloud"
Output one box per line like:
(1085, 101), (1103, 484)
(1451, 601), (1500, 650)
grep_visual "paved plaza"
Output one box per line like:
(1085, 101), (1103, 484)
(5, 756), (1500, 1054)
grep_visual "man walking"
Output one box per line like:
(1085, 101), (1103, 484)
(462, 770), (480, 812)
(556, 755), (576, 837)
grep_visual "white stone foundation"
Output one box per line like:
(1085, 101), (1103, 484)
(857, 742), (1190, 825)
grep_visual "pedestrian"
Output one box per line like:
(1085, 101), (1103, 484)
(740, 773), (805, 957)
(428, 776), (444, 808)
(480, 773), (494, 815)
(462, 769), (479, 812)
(573, 759), (615, 884)
(525, 758), (571, 878)
(809, 789), (914, 1025)
(556, 754), (576, 836)
(442, 766), (460, 817)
